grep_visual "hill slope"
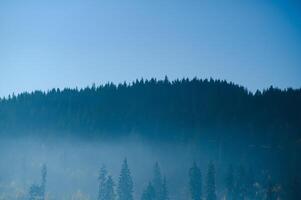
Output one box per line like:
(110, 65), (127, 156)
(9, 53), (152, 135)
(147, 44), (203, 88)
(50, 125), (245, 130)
(0, 77), (300, 144)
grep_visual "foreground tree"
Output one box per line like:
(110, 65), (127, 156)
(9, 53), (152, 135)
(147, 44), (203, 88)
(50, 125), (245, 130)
(161, 177), (169, 200)
(141, 182), (156, 200)
(104, 176), (116, 200)
(189, 162), (202, 200)
(117, 159), (134, 200)
(98, 165), (108, 200)
(29, 164), (47, 200)
(152, 162), (163, 200)
(206, 162), (216, 200)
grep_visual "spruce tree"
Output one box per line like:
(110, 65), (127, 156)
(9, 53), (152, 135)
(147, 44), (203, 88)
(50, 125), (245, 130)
(206, 162), (216, 200)
(98, 165), (108, 200)
(29, 164), (47, 200)
(104, 176), (116, 200)
(117, 158), (134, 200)
(141, 182), (156, 200)
(152, 162), (163, 200)
(40, 164), (47, 200)
(162, 177), (169, 200)
(189, 162), (202, 200)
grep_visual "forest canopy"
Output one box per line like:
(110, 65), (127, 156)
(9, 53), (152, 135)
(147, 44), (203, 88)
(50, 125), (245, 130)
(0, 77), (300, 145)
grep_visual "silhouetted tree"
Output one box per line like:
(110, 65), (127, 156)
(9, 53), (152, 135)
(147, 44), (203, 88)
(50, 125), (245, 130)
(29, 164), (47, 200)
(104, 176), (116, 200)
(152, 162), (163, 200)
(206, 162), (216, 200)
(141, 182), (156, 200)
(162, 177), (169, 200)
(189, 162), (202, 200)
(117, 159), (133, 200)
(98, 165), (108, 200)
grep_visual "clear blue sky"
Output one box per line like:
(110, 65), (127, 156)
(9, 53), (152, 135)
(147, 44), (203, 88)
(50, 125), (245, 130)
(0, 0), (301, 96)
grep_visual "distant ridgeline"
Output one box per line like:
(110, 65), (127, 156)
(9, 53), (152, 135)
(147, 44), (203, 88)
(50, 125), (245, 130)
(0, 77), (300, 144)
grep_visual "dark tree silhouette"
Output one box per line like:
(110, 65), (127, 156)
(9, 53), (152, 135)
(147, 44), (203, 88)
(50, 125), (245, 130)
(161, 177), (169, 200)
(206, 162), (216, 200)
(141, 182), (156, 200)
(117, 159), (134, 200)
(29, 164), (47, 200)
(152, 162), (163, 200)
(189, 162), (202, 200)
(98, 165), (108, 200)
(104, 176), (116, 200)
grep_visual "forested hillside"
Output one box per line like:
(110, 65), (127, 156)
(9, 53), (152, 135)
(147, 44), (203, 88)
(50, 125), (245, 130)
(0, 77), (300, 200)
(0, 77), (300, 144)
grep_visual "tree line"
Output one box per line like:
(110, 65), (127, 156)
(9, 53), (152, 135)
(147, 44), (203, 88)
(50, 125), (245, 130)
(0, 77), (300, 146)
(27, 159), (300, 200)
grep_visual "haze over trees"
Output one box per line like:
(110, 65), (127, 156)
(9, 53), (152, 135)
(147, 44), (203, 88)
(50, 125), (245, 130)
(0, 77), (300, 200)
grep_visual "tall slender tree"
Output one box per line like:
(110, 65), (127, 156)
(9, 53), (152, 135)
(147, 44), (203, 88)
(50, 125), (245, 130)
(152, 162), (163, 200)
(40, 164), (47, 200)
(161, 177), (169, 200)
(141, 182), (156, 200)
(29, 164), (47, 200)
(206, 162), (216, 200)
(117, 158), (134, 200)
(189, 162), (202, 200)
(104, 176), (116, 200)
(98, 165), (108, 200)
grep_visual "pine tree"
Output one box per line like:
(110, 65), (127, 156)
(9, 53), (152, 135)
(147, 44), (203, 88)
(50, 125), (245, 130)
(98, 165), (108, 200)
(141, 182), (156, 200)
(40, 164), (47, 200)
(29, 164), (47, 200)
(29, 185), (43, 200)
(161, 177), (169, 200)
(189, 162), (202, 200)
(206, 162), (216, 200)
(104, 176), (116, 200)
(152, 162), (163, 200)
(117, 158), (134, 200)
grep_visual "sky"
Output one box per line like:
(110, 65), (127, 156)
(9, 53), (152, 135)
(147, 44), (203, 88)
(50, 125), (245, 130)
(0, 0), (301, 96)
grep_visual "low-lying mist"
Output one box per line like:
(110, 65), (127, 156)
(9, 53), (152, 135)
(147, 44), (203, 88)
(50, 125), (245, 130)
(0, 129), (299, 200)
(0, 134), (207, 200)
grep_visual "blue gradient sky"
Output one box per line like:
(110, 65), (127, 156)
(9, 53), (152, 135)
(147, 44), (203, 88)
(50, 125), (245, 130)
(0, 0), (301, 96)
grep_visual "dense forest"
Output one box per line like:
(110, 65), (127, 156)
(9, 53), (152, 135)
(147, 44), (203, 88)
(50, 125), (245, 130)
(0, 77), (300, 200)
(0, 77), (300, 143)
